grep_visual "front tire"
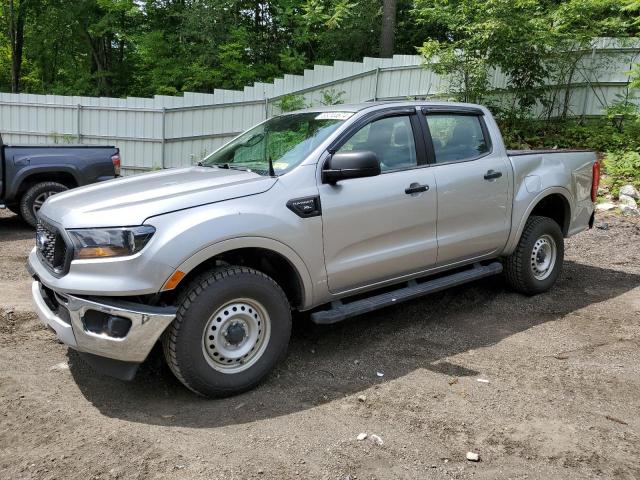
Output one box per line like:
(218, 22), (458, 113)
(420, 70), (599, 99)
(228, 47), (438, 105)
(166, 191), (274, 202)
(19, 181), (68, 227)
(163, 266), (292, 397)
(504, 215), (564, 295)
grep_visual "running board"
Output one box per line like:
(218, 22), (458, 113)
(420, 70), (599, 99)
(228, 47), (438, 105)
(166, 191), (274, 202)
(310, 262), (503, 325)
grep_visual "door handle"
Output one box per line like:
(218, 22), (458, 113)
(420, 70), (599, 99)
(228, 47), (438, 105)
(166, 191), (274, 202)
(484, 170), (502, 180)
(405, 183), (429, 195)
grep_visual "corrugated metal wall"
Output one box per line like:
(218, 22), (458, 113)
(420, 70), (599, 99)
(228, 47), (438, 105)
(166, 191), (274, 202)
(1, 38), (638, 175)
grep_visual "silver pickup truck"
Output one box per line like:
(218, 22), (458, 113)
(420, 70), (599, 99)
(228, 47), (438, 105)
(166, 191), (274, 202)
(27, 102), (598, 397)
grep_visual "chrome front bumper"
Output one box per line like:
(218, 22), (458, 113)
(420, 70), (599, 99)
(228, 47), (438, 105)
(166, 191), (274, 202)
(31, 281), (176, 363)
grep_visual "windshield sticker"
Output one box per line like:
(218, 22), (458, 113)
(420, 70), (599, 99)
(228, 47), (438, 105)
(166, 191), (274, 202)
(315, 112), (353, 121)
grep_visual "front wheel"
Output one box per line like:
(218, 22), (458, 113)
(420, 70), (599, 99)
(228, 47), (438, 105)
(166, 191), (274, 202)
(504, 215), (564, 295)
(163, 266), (292, 397)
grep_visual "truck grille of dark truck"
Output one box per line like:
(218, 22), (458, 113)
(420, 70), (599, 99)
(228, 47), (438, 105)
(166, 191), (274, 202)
(36, 220), (70, 274)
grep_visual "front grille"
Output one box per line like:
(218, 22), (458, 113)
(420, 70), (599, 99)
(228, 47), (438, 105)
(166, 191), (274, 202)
(36, 219), (70, 274)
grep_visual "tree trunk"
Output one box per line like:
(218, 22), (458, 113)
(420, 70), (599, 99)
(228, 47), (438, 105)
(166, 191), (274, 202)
(379, 0), (396, 58)
(8, 0), (27, 93)
(82, 28), (113, 96)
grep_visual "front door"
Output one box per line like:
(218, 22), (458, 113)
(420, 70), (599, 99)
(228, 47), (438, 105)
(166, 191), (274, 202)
(423, 111), (511, 265)
(320, 112), (438, 293)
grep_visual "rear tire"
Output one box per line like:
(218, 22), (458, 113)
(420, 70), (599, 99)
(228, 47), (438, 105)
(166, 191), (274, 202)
(163, 266), (292, 397)
(19, 181), (68, 227)
(504, 215), (564, 295)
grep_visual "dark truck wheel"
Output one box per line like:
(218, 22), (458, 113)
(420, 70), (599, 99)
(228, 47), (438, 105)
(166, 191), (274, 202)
(163, 266), (292, 397)
(504, 215), (564, 295)
(19, 181), (68, 227)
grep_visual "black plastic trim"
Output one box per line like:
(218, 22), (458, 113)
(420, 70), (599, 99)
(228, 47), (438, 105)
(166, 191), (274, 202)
(311, 262), (503, 324)
(80, 296), (178, 316)
(484, 170), (503, 180)
(78, 352), (140, 381)
(286, 196), (322, 218)
(405, 184), (429, 194)
(421, 105), (484, 115)
(36, 214), (74, 278)
(409, 114), (428, 167)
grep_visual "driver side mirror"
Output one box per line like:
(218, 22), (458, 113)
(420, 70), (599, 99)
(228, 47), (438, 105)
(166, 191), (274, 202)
(322, 150), (381, 184)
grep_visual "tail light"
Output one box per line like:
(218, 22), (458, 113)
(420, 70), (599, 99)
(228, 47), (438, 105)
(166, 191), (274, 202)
(111, 151), (121, 176)
(591, 161), (600, 202)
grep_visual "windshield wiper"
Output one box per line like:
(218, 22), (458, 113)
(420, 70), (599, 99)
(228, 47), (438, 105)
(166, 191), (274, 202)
(227, 165), (249, 171)
(206, 163), (247, 171)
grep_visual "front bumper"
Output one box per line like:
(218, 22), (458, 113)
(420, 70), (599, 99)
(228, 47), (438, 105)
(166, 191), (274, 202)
(27, 245), (176, 296)
(30, 280), (176, 367)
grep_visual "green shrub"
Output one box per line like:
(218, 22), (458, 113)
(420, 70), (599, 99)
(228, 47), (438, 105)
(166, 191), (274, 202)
(499, 115), (640, 202)
(274, 94), (308, 113)
(602, 151), (640, 198)
(499, 118), (640, 153)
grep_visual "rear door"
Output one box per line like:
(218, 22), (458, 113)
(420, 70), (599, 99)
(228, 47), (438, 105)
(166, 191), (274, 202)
(421, 108), (510, 265)
(320, 108), (438, 293)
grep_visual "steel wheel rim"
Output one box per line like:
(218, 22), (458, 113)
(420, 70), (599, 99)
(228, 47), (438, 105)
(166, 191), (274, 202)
(33, 191), (54, 214)
(530, 234), (557, 280)
(202, 298), (271, 374)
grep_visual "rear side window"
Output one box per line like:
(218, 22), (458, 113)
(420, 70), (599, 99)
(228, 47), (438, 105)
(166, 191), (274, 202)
(425, 114), (489, 163)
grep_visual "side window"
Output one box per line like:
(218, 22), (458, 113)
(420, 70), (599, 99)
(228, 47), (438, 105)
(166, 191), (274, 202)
(339, 116), (417, 172)
(425, 114), (489, 163)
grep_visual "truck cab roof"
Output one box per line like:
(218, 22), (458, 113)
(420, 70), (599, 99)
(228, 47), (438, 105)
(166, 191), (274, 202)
(289, 100), (487, 115)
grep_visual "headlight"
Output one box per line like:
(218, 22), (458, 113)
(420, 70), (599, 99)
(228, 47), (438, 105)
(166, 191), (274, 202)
(67, 226), (156, 259)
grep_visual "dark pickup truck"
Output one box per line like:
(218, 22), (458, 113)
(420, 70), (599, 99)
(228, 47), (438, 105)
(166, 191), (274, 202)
(0, 134), (120, 227)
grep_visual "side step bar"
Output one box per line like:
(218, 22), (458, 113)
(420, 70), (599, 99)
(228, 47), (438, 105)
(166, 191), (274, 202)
(310, 262), (503, 325)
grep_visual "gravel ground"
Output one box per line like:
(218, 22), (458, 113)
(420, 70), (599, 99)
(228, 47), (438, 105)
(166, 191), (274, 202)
(0, 209), (639, 479)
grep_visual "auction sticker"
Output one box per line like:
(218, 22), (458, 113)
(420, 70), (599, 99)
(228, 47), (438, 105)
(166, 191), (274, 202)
(315, 112), (353, 120)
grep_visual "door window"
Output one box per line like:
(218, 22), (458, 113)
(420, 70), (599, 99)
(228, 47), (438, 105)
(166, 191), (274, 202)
(338, 116), (417, 172)
(425, 114), (489, 163)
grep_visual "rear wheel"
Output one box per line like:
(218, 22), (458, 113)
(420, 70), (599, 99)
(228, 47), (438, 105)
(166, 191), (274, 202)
(504, 215), (564, 295)
(163, 266), (292, 397)
(19, 181), (68, 227)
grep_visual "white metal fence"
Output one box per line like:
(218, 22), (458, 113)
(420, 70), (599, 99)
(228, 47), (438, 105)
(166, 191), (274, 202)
(1, 38), (638, 175)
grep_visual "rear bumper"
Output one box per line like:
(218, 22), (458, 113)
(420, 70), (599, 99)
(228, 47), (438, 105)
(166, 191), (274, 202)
(31, 280), (176, 369)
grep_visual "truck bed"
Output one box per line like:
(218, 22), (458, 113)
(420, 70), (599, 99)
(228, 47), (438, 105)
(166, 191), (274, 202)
(507, 149), (592, 157)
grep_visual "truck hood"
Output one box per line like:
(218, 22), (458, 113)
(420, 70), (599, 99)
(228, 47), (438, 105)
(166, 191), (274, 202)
(40, 167), (277, 228)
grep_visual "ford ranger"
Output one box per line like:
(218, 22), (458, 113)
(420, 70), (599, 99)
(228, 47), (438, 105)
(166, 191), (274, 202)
(0, 134), (120, 227)
(27, 102), (598, 397)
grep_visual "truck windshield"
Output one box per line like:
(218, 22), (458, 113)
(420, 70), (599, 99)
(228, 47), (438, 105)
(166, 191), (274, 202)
(202, 112), (351, 175)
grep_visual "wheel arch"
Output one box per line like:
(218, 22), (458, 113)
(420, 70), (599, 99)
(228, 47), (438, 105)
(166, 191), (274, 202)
(14, 169), (79, 199)
(163, 237), (314, 310)
(529, 192), (571, 235)
(504, 187), (573, 256)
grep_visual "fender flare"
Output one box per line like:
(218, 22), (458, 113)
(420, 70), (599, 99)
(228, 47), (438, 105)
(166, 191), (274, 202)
(9, 164), (81, 200)
(503, 186), (573, 255)
(169, 236), (315, 308)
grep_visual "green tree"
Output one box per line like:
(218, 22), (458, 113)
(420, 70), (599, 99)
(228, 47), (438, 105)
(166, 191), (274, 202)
(1, 0), (31, 92)
(415, 0), (636, 119)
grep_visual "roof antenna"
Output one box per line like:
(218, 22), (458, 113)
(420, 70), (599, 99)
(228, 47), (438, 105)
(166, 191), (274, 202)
(268, 156), (275, 177)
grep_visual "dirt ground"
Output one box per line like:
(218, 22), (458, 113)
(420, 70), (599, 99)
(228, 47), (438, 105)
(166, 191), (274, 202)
(0, 209), (639, 480)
